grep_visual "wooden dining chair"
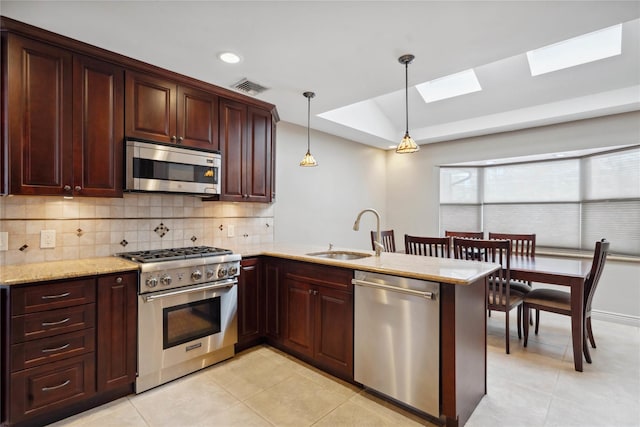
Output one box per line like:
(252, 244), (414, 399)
(405, 235), (450, 258)
(445, 230), (484, 239)
(524, 239), (609, 364)
(489, 233), (537, 324)
(453, 238), (523, 354)
(371, 230), (396, 252)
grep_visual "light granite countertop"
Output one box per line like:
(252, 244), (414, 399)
(232, 243), (500, 285)
(0, 257), (139, 286)
(0, 243), (499, 287)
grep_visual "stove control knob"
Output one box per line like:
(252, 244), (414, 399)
(206, 269), (215, 279)
(160, 275), (172, 286)
(228, 266), (238, 276)
(218, 268), (228, 278)
(191, 270), (202, 281)
(146, 277), (158, 288)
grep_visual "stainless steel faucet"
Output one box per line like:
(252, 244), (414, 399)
(353, 208), (384, 256)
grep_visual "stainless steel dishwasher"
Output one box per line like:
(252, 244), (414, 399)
(353, 270), (440, 417)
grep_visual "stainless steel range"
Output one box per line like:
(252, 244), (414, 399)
(117, 246), (241, 393)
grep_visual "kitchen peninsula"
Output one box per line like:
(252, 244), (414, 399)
(1, 244), (498, 427)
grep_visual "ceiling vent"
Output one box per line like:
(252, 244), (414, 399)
(231, 78), (268, 96)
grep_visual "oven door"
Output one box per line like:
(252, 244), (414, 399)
(137, 279), (237, 392)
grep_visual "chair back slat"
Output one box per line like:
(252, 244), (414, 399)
(371, 230), (396, 252)
(405, 235), (450, 258)
(585, 239), (610, 312)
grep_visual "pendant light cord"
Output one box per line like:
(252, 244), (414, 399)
(405, 60), (409, 134)
(307, 95), (311, 152)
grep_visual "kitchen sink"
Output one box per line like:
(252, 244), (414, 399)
(306, 250), (372, 260)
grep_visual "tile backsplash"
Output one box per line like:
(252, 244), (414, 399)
(0, 194), (274, 265)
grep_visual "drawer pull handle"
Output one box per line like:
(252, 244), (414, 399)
(42, 379), (71, 392)
(42, 317), (70, 327)
(42, 343), (71, 353)
(41, 292), (71, 300)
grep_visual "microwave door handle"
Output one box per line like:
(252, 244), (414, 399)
(143, 279), (237, 302)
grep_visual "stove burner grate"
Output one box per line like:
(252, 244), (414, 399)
(116, 246), (233, 263)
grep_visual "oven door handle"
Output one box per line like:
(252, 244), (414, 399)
(142, 279), (237, 302)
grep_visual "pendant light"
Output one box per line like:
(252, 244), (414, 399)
(396, 54), (420, 153)
(300, 91), (318, 167)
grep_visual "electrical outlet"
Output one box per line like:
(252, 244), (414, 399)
(40, 230), (56, 248)
(0, 232), (8, 251)
(227, 225), (235, 238)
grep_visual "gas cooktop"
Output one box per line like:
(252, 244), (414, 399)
(116, 246), (233, 263)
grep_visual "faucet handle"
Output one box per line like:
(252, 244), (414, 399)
(329, 243), (334, 250)
(374, 241), (384, 255)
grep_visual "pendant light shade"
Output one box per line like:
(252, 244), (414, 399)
(300, 91), (318, 167)
(396, 54), (420, 154)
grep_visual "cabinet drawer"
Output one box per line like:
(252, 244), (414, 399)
(11, 328), (96, 371)
(10, 353), (95, 423)
(12, 303), (96, 343)
(12, 278), (96, 314)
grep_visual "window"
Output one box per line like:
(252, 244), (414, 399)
(440, 146), (640, 256)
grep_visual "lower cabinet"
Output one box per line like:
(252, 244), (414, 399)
(281, 261), (353, 380)
(96, 272), (137, 392)
(1, 271), (138, 426)
(236, 258), (263, 351)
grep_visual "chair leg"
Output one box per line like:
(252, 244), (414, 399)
(517, 306), (522, 339)
(488, 309), (492, 317)
(523, 306), (530, 347)
(534, 310), (540, 335)
(583, 326), (592, 364)
(586, 316), (596, 348)
(529, 308), (533, 325)
(505, 310), (510, 354)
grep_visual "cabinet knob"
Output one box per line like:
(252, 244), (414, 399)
(178, 136), (184, 142)
(116, 277), (123, 284)
(63, 185), (71, 191)
(74, 186), (82, 192)
(171, 135), (177, 141)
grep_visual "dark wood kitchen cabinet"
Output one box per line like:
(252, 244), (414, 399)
(125, 71), (218, 150)
(282, 262), (353, 380)
(264, 258), (284, 343)
(4, 34), (124, 197)
(96, 272), (137, 393)
(236, 258), (264, 351)
(219, 99), (273, 202)
(1, 271), (137, 426)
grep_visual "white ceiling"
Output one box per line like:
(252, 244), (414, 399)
(3, 1), (639, 150)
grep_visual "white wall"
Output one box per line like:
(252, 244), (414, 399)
(273, 122), (387, 251)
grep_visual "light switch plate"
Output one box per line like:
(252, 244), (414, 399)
(0, 232), (8, 251)
(40, 230), (56, 248)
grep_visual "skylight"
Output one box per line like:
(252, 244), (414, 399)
(415, 69), (482, 103)
(526, 24), (622, 76)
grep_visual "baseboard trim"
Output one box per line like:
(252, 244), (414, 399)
(592, 309), (640, 328)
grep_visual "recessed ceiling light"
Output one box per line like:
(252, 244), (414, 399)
(526, 24), (622, 76)
(218, 52), (241, 64)
(416, 69), (482, 104)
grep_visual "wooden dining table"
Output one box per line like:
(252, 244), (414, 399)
(509, 254), (593, 371)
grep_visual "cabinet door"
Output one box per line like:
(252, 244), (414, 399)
(125, 71), (176, 143)
(177, 85), (218, 150)
(237, 258), (263, 350)
(219, 98), (247, 201)
(245, 107), (272, 202)
(314, 286), (353, 378)
(73, 55), (124, 197)
(96, 272), (137, 392)
(264, 259), (283, 342)
(283, 276), (314, 358)
(6, 34), (73, 195)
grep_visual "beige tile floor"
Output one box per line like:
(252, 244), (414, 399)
(51, 312), (640, 426)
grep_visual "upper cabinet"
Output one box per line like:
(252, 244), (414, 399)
(125, 71), (218, 150)
(219, 99), (274, 202)
(4, 34), (124, 197)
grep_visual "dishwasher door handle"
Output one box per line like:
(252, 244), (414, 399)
(352, 279), (436, 300)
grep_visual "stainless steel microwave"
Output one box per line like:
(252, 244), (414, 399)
(125, 139), (221, 196)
